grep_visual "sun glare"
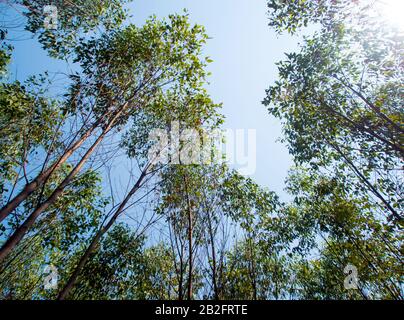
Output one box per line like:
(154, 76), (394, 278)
(376, 0), (404, 29)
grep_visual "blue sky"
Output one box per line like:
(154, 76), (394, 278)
(7, 0), (314, 199)
(129, 0), (312, 198)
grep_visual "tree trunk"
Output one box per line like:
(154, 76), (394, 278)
(0, 108), (124, 263)
(183, 174), (193, 300)
(57, 169), (147, 300)
(0, 114), (107, 223)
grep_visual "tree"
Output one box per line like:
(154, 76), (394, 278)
(0, 166), (106, 299)
(136, 243), (179, 300)
(70, 223), (144, 300)
(156, 163), (281, 300)
(5, 0), (128, 58)
(220, 240), (290, 300)
(263, 0), (403, 300)
(278, 167), (403, 299)
(264, 1), (403, 222)
(0, 77), (62, 209)
(0, 13), (218, 263)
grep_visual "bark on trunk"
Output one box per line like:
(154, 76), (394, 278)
(0, 109), (124, 263)
(0, 115), (107, 223)
(57, 169), (147, 300)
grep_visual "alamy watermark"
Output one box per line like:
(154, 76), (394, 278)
(44, 5), (58, 30)
(43, 264), (58, 290)
(344, 263), (358, 290)
(148, 121), (257, 176)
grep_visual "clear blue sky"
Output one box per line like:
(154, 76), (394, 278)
(129, 0), (314, 198)
(7, 0), (314, 199)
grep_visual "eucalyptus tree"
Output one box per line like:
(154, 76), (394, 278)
(264, 1), (403, 224)
(157, 164), (214, 300)
(0, 166), (106, 299)
(135, 243), (179, 300)
(219, 171), (283, 300)
(0, 75), (63, 217)
(0, 0), (127, 220)
(280, 168), (403, 299)
(4, 0), (128, 58)
(155, 162), (281, 300)
(264, 2), (403, 300)
(157, 164), (234, 300)
(68, 223), (145, 300)
(55, 38), (223, 299)
(0, 13), (218, 262)
(219, 240), (291, 300)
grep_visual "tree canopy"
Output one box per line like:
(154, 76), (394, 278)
(0, 0), (402, 300)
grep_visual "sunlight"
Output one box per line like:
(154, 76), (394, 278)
(377, 0), (404, 29)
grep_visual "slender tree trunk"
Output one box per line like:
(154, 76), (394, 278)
(170, 216), (184, 301)
(206, 210), (218, 300)
(336, 77), (404, 135)
(178, 254), (184, 301)
(246, 237), (258, 300)
(210, 232), (218, 299)
(321, 100), (404, 156)
(0, 109), (125, 263)
(331, 142), (402, 221)
(57, 169), (147, 300)
(187, 208), (193, 300)
(183, 174), (193, 300)
(319, 232), (369, 300)
(0, 114), (107, 223)
(348, 233), (402, 299)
